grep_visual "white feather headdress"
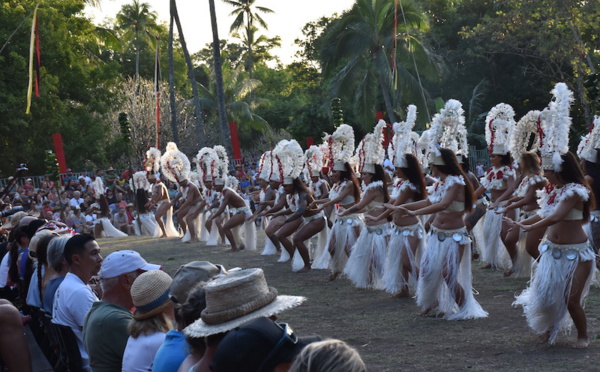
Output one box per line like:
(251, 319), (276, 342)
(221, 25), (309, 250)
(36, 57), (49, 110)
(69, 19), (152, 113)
(258, 151), (273, 180)
(577, 115), (600, 164)
(425, 110), (446, 166)
(213, 145), (229, 182)
(319, 134), (331, 170)
(509, 110), (542, 163)
(392, 105), (418, 167)
(355, 120), (385, 174)
(132, 171), (150, 191)
(160, 142), (191, 183)
(330, 124), (355, 171)
(540, 82), (574, 171)
(91, 177), (105, 199)
(145, 147), (161, 174)
(195, 147), (218, 183)
(273, 139), (304, 184)
(485, 103), (516, 155)
(304, 145), (323, 177)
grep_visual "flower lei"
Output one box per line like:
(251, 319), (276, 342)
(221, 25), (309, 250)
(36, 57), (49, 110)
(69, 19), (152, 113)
(310, 179), (324, 199)
(480, 165), (514, 190)
(361, 180), (383, 199)
(428, 175), (465, 204)
(286, 193), (300, 212)
(515, 173), (546, 197)
(537, 183), (589, 218)
(390, 178), (417, 200)
(328, 180), (346, 201)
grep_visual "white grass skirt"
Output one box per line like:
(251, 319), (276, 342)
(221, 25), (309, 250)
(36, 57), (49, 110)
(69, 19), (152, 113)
(344, 223), (390, 289)
(383, 222), (424, 294)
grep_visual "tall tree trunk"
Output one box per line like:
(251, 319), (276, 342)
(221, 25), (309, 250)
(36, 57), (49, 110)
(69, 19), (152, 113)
(171, 0), (205, 148)
(135, 27), (140, 84)
(168, 13), (179, 146)
(208, 0), (234, 157)
(378, 72), (397, 123)
(246, 21), (253, 79)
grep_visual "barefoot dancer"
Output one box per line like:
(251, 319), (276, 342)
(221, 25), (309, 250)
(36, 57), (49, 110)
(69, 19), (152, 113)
(343, 121), (390, 289)
(370, 106), (427, 296)
(311, 124), (361, 281)
(513, 84), (595, 349)
(476, 104), (517, 270)
(248, 151), (279, 255)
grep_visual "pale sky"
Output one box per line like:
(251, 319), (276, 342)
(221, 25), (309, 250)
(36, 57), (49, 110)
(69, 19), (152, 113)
(85, 0), (356, 65)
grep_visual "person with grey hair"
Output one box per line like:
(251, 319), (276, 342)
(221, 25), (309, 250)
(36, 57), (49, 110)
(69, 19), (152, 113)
(83, 250), (160, 372)
(42, 235), (70, 314)
(289, 339), (367, 372)
(70, 191), (84, 209)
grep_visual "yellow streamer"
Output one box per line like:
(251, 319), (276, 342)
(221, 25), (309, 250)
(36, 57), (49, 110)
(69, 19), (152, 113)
(26, 4), (39, 115)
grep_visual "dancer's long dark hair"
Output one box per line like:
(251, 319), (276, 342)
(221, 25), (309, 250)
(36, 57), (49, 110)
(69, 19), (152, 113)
(557, 152), (596, 220)
(584, 159), (600, 210)
(136, 189), (149, 214)
(339, 162), (361, 203)
(370, 164), (390, 203)
(434, 148), (475, 212)
(401, 154), (427, 202)
(292, 178), (314, 204)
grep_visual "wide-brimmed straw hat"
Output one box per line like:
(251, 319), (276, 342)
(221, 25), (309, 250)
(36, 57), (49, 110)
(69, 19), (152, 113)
(184, 268), (305, 338)
(131, 270), (173, 320)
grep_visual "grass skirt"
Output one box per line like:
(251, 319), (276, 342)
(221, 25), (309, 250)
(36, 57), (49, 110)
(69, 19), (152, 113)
(327, 214), (362, 274)
(137, 213), (158, 236)
(344, 223), (390, 289)
(513, 240), (595, 344)
(416, 226), (488, 320)
(97, 217), (127, 238)
(480, 208), (510, 268)
(383, 223), (424, 294)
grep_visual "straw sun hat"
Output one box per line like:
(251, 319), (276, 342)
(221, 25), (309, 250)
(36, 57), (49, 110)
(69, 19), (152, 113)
(131, 270), (173, 320)
(184, 268), (305, 338)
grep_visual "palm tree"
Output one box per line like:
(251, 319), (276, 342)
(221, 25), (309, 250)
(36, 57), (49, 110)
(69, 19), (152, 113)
(320, 0), (441, 126)
(198, 65), (270, 145)
(116, 0), (159, 83)
(223, 0), (274, 79)
(209, 0), (234, 157)
(170, 0), (205, 148)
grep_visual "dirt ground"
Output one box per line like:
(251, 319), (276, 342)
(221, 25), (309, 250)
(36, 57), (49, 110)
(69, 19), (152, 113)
(98, 233), (600, 372)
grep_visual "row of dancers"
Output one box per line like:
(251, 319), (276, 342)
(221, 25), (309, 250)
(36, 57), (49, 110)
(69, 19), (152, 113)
(126, 82), (598, 348)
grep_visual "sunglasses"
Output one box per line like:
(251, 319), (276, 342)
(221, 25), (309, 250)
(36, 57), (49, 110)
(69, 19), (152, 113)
(256, 322), (298, 372)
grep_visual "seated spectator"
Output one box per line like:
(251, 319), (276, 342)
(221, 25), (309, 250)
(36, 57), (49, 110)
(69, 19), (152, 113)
(210, 317), (321, 372)
(70, 191), (84, 209)
(79, 168), (92, 186)
(113, 208), (134, 235)
(106, 188), (117, 207)
(25, 230), (57, 308)
(153, 261), (226, 372)
(67, 207), (86, 234)
(43, 236), (70, 314)
(122, 270), (174, 372)
(104, 168), (118, 191)
(0, 299), (33, 372)
(84, 250), (160, 372)
(289, 339), (367, 372)
(52, 234), (103, 368)
(23, 178), (34, 193)
(184, 268), (305, 372)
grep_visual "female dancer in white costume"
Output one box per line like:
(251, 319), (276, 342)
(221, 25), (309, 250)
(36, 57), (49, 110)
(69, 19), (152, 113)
(477, 104), (517, 271)
(513, 83), (595, 348)
(578, 115), (600, 268)
(249, 151), (280, 255)
(131, 171), (159, 236)
(501, 151), (547, 276)
(304, 145), (330, 268)
(311, 124), (362, 281)
(90, 177), (127, 238)
(343, 121), (390, 289)
(396, 148), (487, 320)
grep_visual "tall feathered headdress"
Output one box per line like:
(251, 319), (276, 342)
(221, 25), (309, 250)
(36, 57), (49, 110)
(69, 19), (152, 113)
(509, 110), (542, 163)
(331, 124), (355, 171)
(212, 145), (230, 186)
(258, 151), (273, 181)
(485, 103), (516, 155)
(160, 142), (191, 183)
(392, 105), (418, 168)
(273, 139), (304, 185)
(145, 147), (161, 179)
(425, 109), (446, 166)
(320, 134), (331, 170)
(578, 115), (600, 164)
(195, 147), (218, 183)
(132, 171), (151, 191)
(304, 145), (324, 178)
(540, 82), (574, 171)
(356, 120), (386, 173)
(91, 177), (104, 199)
